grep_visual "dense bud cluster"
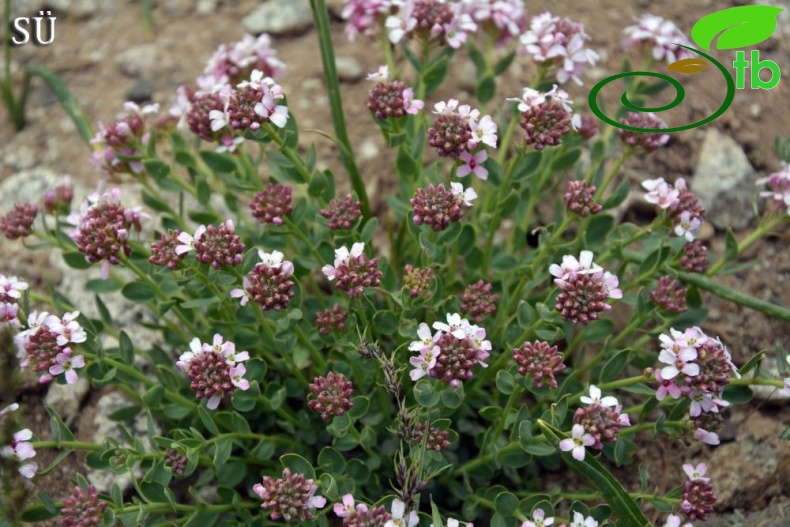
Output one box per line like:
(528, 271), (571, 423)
(308, 372), (354, 420)
(513, 340), (566, 388)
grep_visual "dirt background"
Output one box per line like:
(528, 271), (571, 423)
(2, 0), (790, 525)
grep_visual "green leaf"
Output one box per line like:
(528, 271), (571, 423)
(499, 189), (520, 218)
(62, 251), (91, 270)
(180, 297), (219, 309)
(551, 147), (582, 172)
(601, 179), (630, 209)
(722, 384), (753, 404)
(586, 215), (614, 246)
(372, 309), (398, 335)
(26, 63), (94, 145)
(440, 385), (464, 409)
(495, 491), (519, 517)
(396, 147), (419, 178)
(725, 228), (739, 261)
(423, 55), (451, 94)
(496, 370), (515, 395)
(476, 75), (497, 103)
(46, 407), (76, 442)
(280, 453), (316, 479)
(121, 281), (157, 302)
(431, 499), (444, 527)
(538, 420), (651, 527)
(87, 277), (123, 293)
(200, 150), (237, 173)
(143, 159), (171, 181)
(119, 331), (134, 364)
(600, 349), (631, 382)
(198, 406), (220, 436)
(739, 350), (765, 375)
(318, 447), (346, 474)
(414, 380), (440, 408)
(639, 246), (670, 276)
(361, 217), (379, 243)
(691, 5), (783, 51)
(494, 51), (516, 75)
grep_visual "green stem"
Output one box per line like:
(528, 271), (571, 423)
(706, 215), (786, 276)
(31, 440), (103, 451)
(295, 324), (327, 371)
(482, 156), (519, 272)
(598, 147), (632, 195)
(308, 0), (369, 217)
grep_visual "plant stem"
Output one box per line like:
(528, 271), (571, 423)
(598, 147), (632, 195)
(32, 440), (103, 451)
(706, 215), (786, 276)
(308, 0), (369, 217)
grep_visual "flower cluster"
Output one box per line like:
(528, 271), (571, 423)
(550, 251), (622, 325)
(342, 0), (394, 41)
(411, 182), (478, 232)
(562, 385), (630, 458)
(0, 274), (28, 329)
(520, 12), (599, 85)
(60, 484), (107, 526)
(176, 334), (250, 410)
(90, 102), (158, 175)
(164, 449), (188, 477)
(67, 187), (146, 279)
(410, 421), (451, 451)
(367, 65), (424, 120)
(680, 463), (717, 521)
(510, 85), (580, 150)
(231, 250), (295, 311)
(43, 175), (74, 214)
(149, 230), (186, 270)
(618, 112), (670, 152)
(428, 99), (497, 159)
(250, 183), (293, 226)
(403, 264), (433, 299)
(651, 276), (688, 313)
(320, 194), (362, 230)
(253, 468), (326, 522)
(0, 403), (37, 479)
(322, 242), (382, 298)
(307, 372), (354, 420)
(757, 161), (790, 216)
(513, 340), (566, 389)
(564, 180), (602, 218)
(680, 240), (709, 273)
(459, 279), (498, 322)
(409, 314), (491, 387)
(386, 0), (477, 49)
(176, 219), (245, 269)
(622, 14), (694, 64)
(655, 327), (738, 444)
(642, 177), (706, 241)
(315, 304), (349, 335)
(0, 202), (38, 240)
(460, 0), (526, 44)
(15, 311), (87, 384)
(198, 33), (284, 89)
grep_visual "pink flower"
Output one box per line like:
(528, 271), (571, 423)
(366, 65), (389, 82)
(385, 3), (417, 44)
(642, 178), (679, 209)
(674, 210), (702, 241)
(559, 424), (595, 461)
(48, 351), (85, 384)
(779, 377), (790, 397)
(409, 345), (439, 381)
(450, 182), (478, 206)
(457, 150), (489, 180)
(402, 87), (424, 115)
(655, 368), (682, 400)
(522, 507), (555, 527)
(623, 14), (694, 64)
(662, 514), (694, 527)
(333, 494), (358, 518)
(51, 311), (87, 347)
(409, 322), (439, 352)
(570, 512), (599, 527)
(683, 462), (710, 482)
(658, 337), (699, 380)
(230, 364), (250, 390)
(694, 428), (720, 445)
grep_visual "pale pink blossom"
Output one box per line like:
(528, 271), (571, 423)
(662, 513), (694, 527)
(322, 242), (365, 280)
(580, 385), (619, 407)
(683, 462), (710, 482)
(48, 351), (85, 384)
(694, 427), (720, 445)
(450, 182), (478, 206)
(409, 345), (439, 381)
(457, 151), (489, 180)
(522, 507), (555, 527)
(559, 424), (595, 461)
(366, 65), (389, 82)
(230, 364), (250, 390)
(570, 511), (599, 527)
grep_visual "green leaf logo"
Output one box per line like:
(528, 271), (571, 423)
(691, 5), (783, 51)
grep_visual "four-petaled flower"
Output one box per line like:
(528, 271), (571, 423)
(522, 508), (554, 527)
(580, 385), (618, 407)
(48, 351), (85, 384)
(559, 424), (595, 461)
(683, 462), (710, 482)
(384, 498), (419, 527)
(457, 151), (489, 180)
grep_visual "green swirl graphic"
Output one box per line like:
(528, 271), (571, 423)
(588, 45), (736, 133)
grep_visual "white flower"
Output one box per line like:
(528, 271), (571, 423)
(384, 498), (419, 527)
(450, 182), (478, 206)
(433, 313), (469, 339)
(580, 385), (619, 407)
(176, 225), (206, 255)
(177, 337), (204, 371)
(470, 115), (498, 148)
(366, 65), (390, 82)
(559, 424), (595, 461)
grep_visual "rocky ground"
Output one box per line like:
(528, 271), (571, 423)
(2, 0), (790, 524)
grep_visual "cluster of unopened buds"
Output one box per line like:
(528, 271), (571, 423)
(385, 0), (477, 49)
(176, 334), (250, 409)
(334, 495), (419, 527)
(409, 313), (491, 387)
(428, 99), (497, 161)
(643, 177), (706, 241)
(654, 327), (738, 445)
(253, 468), (326, 522)
(0, 176), (73, 242)
(366, 65), (424, 120)
(15, 310), (87, 384)
(175, 219), (245, 269)
(550, 250), (622, 324)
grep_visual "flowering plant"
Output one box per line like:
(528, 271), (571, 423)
(2, 2), (790, 526)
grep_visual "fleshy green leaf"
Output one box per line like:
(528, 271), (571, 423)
(538, 420), (651, 527)
(691, 5), (783, 50)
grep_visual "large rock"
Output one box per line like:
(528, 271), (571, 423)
(335, 56), (363, 82)
(691, 129), (757, 230)
(708, 412), (790, 511)
(243, 0), (313, 36)
(44, 377), (91, 425)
